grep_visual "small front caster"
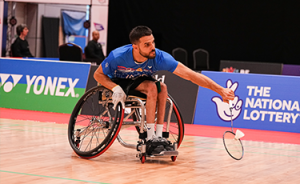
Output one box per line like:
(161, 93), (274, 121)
(140, 155), (146, 163)
(171, 156), (177, 162)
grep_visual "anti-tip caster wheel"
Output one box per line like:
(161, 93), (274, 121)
(171, 156), (177, 162)
(140, 155), (146, 164)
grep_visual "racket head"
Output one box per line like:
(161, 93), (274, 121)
(223, 131), (244, 160)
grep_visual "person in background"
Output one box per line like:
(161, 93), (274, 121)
(11, 24), (34, 57)
(85, 30), (105, 64)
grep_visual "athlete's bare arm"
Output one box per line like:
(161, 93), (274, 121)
(94, 65), (117, 90)
(173, 62), (235, 103)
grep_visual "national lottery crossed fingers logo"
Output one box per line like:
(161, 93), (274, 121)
(212, 79), (243, 122)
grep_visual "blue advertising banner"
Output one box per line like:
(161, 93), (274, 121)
(0, 58), (91, 113)
(194, 71), (300, 133)
(0, 58), (90, 88)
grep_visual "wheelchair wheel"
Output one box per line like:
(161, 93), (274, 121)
(68, 86), (124, 159)
(133, 94), (184, 148)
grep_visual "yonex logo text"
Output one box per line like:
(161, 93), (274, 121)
(26, 75), (80, 97)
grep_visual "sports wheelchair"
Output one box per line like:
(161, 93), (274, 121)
(68, 85), (184, 163)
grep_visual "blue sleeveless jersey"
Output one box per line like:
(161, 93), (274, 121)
(101, 44), (178, 79)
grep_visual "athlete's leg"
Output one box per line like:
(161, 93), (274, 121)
(135, 80), (172, 154)
(135, 81), (168, 138)
(135, 80), (158, 127)
(156, 82), (168, 125)
(155, 82), (168, 137)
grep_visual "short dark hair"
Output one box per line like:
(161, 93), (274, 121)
(129, 26), (152, 44)
(16, 24), (27, 36)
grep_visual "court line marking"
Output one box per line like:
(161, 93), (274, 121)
(2, 120), (300, 158)
(0, 170), (110, 184)
(179, 145), (300, 158)
(2, 125), (300, 155)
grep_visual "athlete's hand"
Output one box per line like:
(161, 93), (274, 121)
(221, 88), (235, 104)
(221, 80), (236, 104)
(112, 85), (126, 109)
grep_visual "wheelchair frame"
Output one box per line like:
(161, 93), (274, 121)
(68, 85), (184, 163)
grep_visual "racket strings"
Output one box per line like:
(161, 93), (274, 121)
(222, 102), (244, 160)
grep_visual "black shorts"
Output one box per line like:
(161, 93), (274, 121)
(112, 76), (159, 96)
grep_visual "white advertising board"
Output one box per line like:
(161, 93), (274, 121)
(0, 0), (3, 56)
(4, 0), (90, 5)
(92, 0), (109, 6)
(90, 4), (109, 55)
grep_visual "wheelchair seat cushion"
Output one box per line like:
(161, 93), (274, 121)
(128, 90), (147, 99)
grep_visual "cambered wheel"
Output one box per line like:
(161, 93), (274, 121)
(68, 86), (124, 159)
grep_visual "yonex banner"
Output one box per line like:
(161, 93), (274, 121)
(194, 71), (300, 133)
(0, 58), (90, 113)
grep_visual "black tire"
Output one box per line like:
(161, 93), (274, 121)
(133, 94), (184, 148)
(68, 86), (124, 159)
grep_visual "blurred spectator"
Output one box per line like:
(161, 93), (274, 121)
(85, 30), (105, 63)
(11, 24), (34, 57)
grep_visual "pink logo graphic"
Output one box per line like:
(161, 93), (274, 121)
(94, 23), (104, 31)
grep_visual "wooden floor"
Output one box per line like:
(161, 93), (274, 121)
(0, 118), (300, 184)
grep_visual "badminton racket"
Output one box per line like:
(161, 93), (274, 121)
(222, 100), (244, 160)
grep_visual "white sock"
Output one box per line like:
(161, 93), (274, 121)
(156, 124), (163, 138)
(147, 123), (155, 140)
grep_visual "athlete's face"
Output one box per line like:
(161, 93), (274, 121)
(136, 35), (156, 59)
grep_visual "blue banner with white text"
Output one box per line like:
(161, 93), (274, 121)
(194, 71), (300, 133)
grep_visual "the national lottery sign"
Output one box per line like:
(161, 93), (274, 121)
(193, 71), (300, 133)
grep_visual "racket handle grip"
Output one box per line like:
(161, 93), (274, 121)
(229, 100), (233, 108)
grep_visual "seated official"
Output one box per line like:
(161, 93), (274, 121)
(11, 24), (34, 57)
(85, 30), (105, 65)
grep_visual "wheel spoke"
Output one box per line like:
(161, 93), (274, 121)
(68, 86), (123, 158)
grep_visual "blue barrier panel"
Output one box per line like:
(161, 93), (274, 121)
(194, 71), (300, 133)
(23, 57), (59, 61)
(0, 58), (91, 113)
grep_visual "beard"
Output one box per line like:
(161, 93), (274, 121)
(139, 49), (156, 59)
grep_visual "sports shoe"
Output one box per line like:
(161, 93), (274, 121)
(146, 137), (174, 155)
(155, 137), (174, 151)
(146, 139), (165, 155)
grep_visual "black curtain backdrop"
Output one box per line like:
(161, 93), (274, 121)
(107, 0), (300, 71)
(1, 2), (8, 57)
(42, 16), (59, 58)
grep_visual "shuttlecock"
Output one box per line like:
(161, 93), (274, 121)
(235, 129), (245, 140)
